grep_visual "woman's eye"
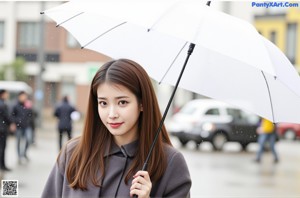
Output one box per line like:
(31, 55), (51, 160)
(98, 101), (107, 106)
(118, 100), (128, 106)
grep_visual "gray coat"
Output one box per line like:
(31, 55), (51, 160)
(42, 139), (191, 198)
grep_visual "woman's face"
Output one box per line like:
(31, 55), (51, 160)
(97, 83), (142, 146)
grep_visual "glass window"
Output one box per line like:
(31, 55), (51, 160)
(18, 22), (40, 48)
(205, 108), (220, 115)
(226, 108), (242, 120)
(0, 21), (4, 47)
(286, 23), (297, 64)
(270, 31), (276, 45)
(67, 33), (80, 48)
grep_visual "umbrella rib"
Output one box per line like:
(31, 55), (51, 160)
(148, 0), (211, 31)
(159, 41), (188, 84)
(147, 2), (178, 32)
(261, 71), (275, 122)
(56, 12), (84, 27)
(81, 22), (127, 49)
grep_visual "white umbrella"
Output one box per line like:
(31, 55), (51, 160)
(42, 0), (300, 123)
(42, 0), (300, 173)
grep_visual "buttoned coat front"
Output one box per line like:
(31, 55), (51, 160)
(42, 139), (191, 198)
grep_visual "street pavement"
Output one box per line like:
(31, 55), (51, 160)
(178, 141), (300, 197)
(1, 119), (300, 198)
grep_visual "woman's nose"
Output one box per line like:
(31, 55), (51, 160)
(108, 106), (119, 119)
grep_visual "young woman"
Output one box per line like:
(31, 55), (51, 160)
(42, 59), (191, 198)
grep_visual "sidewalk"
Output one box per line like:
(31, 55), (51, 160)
(1, 119), (84, 197)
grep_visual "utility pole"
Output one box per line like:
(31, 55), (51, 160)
(35, 1), (46, 128)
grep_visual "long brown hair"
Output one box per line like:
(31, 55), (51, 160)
(66, 59), (172, 190)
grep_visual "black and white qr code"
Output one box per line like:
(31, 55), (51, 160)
(1, 180), (18, 197)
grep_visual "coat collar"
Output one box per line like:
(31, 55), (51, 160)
(104, 140), (138, 158)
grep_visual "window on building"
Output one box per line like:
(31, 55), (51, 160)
(270, 31), (277, 45)
(0, 21), (4, 47)
(67, 33), (80, 48)
(18, 22), (40, 48)
(286, 23), (297, 64)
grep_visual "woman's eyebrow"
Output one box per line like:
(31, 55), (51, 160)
(115, 96), (130, 99)
(97, 96), (130, 100)
(97, 97), (107, 100)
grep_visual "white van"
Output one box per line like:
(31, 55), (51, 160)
(0, 81), (32, 96)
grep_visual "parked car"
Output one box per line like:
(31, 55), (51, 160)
(167, 99), (260, 151)
(277, 122), (300, 140)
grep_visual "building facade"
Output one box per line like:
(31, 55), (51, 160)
(0, 1), (110, 114)
(254, 7), (299, 69)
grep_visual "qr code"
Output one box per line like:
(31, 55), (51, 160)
(1, 180), (18, 197)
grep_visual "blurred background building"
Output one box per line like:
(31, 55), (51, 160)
(254, 7), (300, 68)
(0, 1), (110, 116)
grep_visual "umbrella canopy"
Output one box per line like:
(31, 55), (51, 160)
(43, 0), (300, 124)
(44, 0), (276, 76)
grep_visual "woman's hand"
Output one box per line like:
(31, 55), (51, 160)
(130, 171), (152, 198)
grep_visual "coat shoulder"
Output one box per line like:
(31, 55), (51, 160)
(155, 144), (191, 197)
(163, 144), (185, 164)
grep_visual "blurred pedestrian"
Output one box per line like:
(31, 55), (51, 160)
(54, 95), (76, 150)
(42, 59), (191, 198)
(0, 89), (14, 171)
(11, 91), (32, 163)
(25, 99), (37, 145)
(255, 118), (279, 163)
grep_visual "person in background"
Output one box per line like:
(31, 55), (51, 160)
(24, 99), (37, 145)
(0, 89), (14, 171)
(255, 118), (279, 163)
(54, 96), (76, 150)
(11, 91), (32, 164)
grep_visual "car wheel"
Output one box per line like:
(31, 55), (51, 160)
(284, 129), (296, 140)
(178, 138), (189, 147)
(212, 132), (227, 151)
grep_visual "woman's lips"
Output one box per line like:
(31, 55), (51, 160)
(109, 122), (123, 128)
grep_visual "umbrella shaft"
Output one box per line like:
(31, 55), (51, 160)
(142, 43), (195, 172)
